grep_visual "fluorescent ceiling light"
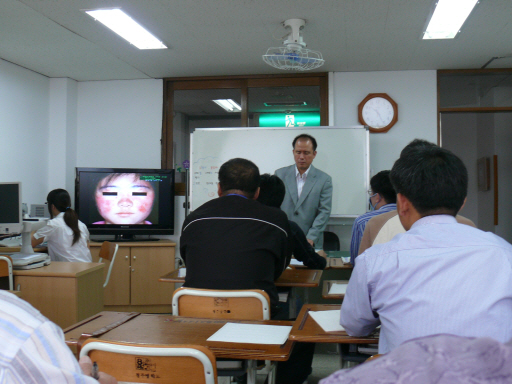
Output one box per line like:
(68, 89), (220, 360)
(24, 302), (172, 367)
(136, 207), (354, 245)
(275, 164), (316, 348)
(423, 0), (478, 39)
(85, 8), (167, 49)
(212, 99), (242, 112)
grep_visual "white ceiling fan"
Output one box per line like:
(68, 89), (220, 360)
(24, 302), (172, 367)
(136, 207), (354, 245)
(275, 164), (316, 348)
(262, 19), (325, 71)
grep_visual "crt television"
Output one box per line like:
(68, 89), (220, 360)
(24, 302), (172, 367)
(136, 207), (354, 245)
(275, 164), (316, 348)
(0, 182), (23, 235)
(75, 168), (175, 240)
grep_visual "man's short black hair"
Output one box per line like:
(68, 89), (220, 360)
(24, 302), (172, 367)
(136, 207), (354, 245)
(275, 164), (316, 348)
(370, 170), (396, 204)
(390, 144), (467, 216)
(400, 139), (436, 157)
(292, 134), (317, 151)
(257, 174), (286, 208)
(218, 158), (260, 198)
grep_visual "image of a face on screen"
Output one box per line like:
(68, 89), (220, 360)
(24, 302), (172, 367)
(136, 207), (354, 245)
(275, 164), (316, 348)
(94, 173), (155, 225)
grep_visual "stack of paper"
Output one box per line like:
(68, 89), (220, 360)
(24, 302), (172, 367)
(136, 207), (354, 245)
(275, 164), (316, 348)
(207, 323), (292, 345)
(328, 283), (348, 295)
(309, 310), (344, 332)
(289, 259), (304, 266)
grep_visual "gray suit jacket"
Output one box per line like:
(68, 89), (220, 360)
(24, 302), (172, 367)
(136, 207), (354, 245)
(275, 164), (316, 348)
(275, 164), (333, 249)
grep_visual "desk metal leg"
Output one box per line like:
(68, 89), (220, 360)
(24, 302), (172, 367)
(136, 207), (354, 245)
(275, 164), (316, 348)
(247, 359), (256, 384)
(289, 288), (297, 318)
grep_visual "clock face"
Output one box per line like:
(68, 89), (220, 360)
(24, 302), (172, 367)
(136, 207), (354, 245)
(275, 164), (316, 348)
(361, 97), (395, 129)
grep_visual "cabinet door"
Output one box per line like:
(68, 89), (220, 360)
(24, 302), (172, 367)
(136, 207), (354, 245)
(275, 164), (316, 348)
(130, 246), (175, 305)
(91, 245), (131, 305)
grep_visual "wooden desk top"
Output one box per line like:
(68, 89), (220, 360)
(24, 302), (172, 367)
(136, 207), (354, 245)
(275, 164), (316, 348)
(13, 262), (104, 277)
(64, 311), (294, 361)
(322, 280), (349, 300)
(289, 304), (379, 344)
(159, 268), (323, 288)
(329, 257), (353, 269)
(0, 246), (47, 253)
(89, 240), (176, 247)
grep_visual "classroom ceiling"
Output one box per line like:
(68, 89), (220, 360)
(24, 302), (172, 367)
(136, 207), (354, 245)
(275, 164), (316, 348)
(1, 0), (512, 81)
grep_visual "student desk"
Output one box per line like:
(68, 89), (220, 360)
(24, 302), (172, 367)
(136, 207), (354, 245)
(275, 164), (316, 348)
(64, 311), (294, 384)
(159, 267), (323, 287)
(289, 304), (378, 344)
(322, 280), (349, 300)
(13, 262), (104, 329)
(159, 268), (323, 318)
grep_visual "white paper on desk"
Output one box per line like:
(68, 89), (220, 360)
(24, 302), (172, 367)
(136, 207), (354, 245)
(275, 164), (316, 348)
(342, 257), (351, 264)
(178, 268), (186, 277)
(289, 259), (304, 266)
(207, 323), (292, 345)
(328, 283), (348, 295)
(309, 310), (344, 332)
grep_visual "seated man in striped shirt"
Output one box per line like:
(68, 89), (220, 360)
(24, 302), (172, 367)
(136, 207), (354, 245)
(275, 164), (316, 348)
(349, 170), (396, 264)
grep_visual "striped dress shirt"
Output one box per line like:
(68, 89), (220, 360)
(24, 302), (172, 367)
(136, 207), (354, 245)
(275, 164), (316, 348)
(349, 203), (397, 264)
(340, 215), (512, 354)
(0, 290), (97, 383)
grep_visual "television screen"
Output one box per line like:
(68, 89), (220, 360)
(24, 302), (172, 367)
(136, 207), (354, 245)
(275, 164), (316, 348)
(75, 168), (175, 240)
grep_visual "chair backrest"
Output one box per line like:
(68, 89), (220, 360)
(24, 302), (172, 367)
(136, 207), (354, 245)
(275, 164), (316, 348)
(0, 255), (13, 291)
(98, 241), (119, 288)
(80, 339), (217, 384)
(323, 231), (340, 251)
(172, 288), (270, 320)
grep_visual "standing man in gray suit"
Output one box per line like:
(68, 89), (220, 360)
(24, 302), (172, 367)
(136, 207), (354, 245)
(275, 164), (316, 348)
(275, 134), (333, 249)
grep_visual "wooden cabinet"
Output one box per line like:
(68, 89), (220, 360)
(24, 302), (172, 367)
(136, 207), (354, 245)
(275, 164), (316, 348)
(90, 240), (176, 313)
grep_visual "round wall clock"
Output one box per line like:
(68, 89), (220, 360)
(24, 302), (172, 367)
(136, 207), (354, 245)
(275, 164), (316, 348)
(358, 93), (398, 133)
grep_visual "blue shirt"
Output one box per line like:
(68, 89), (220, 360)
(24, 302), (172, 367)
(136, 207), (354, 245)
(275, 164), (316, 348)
(340, 215), (512, 354)
(349, 203), (397, 264)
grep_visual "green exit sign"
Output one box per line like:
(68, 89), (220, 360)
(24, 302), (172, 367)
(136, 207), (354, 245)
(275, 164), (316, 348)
(259, 113), (320, 127)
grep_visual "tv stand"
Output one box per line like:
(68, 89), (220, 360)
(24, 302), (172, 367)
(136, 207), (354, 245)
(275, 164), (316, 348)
(90, 235), (160, 242)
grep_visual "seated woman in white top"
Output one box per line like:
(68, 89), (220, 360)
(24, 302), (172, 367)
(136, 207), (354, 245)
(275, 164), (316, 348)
(32, 189), (92, 262)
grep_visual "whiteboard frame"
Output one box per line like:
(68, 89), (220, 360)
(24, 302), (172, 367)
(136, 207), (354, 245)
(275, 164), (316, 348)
(189, 126), (370, 218)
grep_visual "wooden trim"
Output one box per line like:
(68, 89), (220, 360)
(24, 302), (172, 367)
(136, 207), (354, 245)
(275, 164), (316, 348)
(437, 71), (441, 145)
(319, 75), (329, 126)
(164, 73), (327, 82)
(241, 80), (248, 127)
(170, 79), (244, 90)
(440, 107), (512, 113)
(494, 155), (498, 226)
(161, 81), (174, 169)
(438, 68), (512, 75)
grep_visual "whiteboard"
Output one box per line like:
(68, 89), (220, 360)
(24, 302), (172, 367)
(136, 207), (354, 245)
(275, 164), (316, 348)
(190, 127), (369, 217)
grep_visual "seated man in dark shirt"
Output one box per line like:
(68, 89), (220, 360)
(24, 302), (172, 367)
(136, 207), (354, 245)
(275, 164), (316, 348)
(258, 173), (327, 270)
(180, 158), (291, 312)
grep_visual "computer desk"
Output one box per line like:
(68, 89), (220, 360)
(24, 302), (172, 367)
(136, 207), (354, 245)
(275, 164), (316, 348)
(64, 311), (295, 384)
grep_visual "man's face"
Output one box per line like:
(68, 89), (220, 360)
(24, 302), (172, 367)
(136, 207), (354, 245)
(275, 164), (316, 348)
(95, 174), (155, 224)
(293, 139), (317, 174)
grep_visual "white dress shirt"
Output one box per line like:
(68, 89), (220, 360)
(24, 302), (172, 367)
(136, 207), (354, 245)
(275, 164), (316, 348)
(340, 214), (512, 354)
(34, 212), (92, 262)
(0, 290), (97, 383)
(295, 165), (311, 198)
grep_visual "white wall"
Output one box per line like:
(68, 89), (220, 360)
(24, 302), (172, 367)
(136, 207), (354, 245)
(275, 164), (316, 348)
(0, 59), (50, 205)
(76, 79), (163, 169)
(332, 70), (438, 173)
(329, 70), (438, 249)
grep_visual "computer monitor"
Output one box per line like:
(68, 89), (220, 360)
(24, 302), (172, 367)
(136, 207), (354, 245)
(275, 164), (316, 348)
(0, 182), (22, 235)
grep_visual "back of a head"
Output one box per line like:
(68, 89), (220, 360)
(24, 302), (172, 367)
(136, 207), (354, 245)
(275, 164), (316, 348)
(218, 158), (260, 198)
(390, 144), (467, 216)
(370, 170), (396, 204)
(400, 138), (437, 157)
(47, 188), (81, 245)
(257, 174), (286, 208)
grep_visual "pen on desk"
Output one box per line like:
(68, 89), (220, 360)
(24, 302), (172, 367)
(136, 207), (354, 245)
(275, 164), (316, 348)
(92, 361), (99, 380)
